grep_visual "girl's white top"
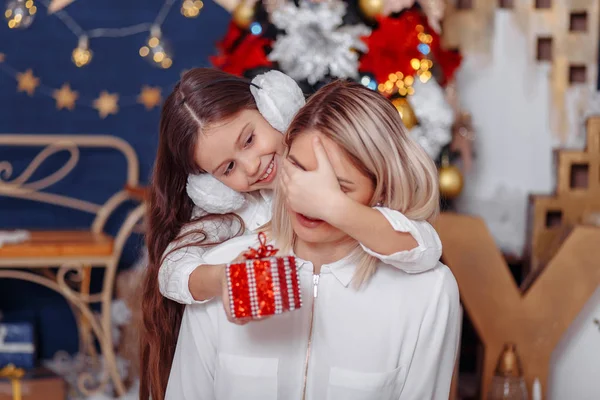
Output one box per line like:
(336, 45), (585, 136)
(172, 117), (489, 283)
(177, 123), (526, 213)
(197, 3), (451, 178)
(159, 191), (444, 304)
(165, 234), (460, 400)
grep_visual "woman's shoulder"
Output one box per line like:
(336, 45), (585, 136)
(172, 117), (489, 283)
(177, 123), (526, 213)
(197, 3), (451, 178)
(415, 263), (458, 299)
(377, 261), (459, 302)
(429, 263), (459, 301)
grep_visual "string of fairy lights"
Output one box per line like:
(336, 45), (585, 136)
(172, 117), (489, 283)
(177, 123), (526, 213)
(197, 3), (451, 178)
(1, 0), (206, 117)
(4, 0), (204, 69)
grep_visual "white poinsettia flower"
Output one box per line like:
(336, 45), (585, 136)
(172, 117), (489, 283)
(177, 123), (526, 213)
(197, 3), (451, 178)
(269, 1), (370, 85)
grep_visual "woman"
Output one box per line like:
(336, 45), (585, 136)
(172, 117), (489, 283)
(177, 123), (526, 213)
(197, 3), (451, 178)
(165, 80), (460, 399)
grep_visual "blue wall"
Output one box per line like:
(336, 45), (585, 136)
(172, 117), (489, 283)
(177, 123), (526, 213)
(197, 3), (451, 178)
(0, 0), (230, 359)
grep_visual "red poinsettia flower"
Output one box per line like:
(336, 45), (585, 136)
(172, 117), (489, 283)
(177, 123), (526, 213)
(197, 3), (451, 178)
(360, 12), (423, 84)
(360, 10), (461, 86)
(210, 22), (273, 77)
(430, 38), (462, 86)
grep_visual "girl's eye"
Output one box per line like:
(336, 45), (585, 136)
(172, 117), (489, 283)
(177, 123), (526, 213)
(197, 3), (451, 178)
(340, 186), (350, 194)
(224, 161), (235, 176)
(244, 133), (255, 147)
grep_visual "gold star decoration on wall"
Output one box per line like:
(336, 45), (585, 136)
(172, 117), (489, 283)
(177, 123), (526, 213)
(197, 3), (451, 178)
(137, 86), (162, 110)
(16, 69), (40, 96)
(93, 91), (119, 119)
(1, 55), (170, 117)
(53, 83), (79, 111)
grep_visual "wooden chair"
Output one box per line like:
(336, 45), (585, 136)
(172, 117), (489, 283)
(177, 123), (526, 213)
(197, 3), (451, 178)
(0, 134), (146, 397)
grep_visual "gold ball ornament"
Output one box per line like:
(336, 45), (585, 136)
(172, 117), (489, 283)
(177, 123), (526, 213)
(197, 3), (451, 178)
(439, 163), (464, 199)
(392, 98), (418, 130)
(232, 1), (255, 30)
(359, 0), (384, 19)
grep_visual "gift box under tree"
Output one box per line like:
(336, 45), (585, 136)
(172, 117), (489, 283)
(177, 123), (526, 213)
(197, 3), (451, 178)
(0, 366), (66, 400)
(0, 323), (35, 370)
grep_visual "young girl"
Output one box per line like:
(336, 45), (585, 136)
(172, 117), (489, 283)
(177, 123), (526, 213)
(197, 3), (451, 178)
(141, 69), (442, 400)
(165, 80), (460, 400)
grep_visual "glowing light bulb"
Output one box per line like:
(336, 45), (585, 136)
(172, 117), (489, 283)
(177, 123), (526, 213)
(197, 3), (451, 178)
(72, 36), (93, 67)
(140, 26), (174, 69)
(5, 0), (35, 29)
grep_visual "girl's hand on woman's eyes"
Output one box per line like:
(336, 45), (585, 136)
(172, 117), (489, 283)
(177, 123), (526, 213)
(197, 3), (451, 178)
(280, 137), (344, 222)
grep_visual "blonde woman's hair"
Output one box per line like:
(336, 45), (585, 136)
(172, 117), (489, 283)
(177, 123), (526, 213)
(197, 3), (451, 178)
(271, 80), (439, 287)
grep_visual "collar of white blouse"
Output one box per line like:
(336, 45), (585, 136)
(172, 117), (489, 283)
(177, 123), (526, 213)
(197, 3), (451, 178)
(293, 252), (357, 288)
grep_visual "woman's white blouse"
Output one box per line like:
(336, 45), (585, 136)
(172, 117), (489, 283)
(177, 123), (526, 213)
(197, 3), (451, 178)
(158, 188), (444, 305)
(165, 235), (460, 400)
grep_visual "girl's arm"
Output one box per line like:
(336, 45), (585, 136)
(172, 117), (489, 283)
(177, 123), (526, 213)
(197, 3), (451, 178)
(280, 136), (442, 273)
(326, 200), (442, 273)
(188, 264), (224, 301)
(159, 216), (233, 304)
(159, 238), (223, 304)
(160, 235), (249, 325)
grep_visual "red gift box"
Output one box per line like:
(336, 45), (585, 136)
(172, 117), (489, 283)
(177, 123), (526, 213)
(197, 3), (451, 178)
(226, 233), (302, 319)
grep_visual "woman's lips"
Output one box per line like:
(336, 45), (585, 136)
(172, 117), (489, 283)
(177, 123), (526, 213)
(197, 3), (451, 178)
(296, 213), (324, 228)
